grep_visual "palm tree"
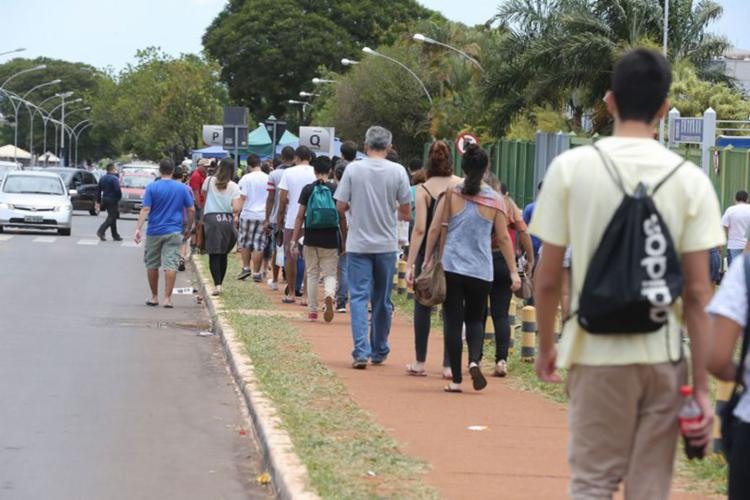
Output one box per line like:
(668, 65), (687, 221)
(483, 0), (729, 135)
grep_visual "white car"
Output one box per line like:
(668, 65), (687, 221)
(0, 171), (73, 236)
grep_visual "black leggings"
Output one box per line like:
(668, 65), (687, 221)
(488, 251), (513, 362)
(444, 271), (491, 384)
(209, 253), (228, 286)
(414, 255), (449, 366)
(729, 420), (750, 499)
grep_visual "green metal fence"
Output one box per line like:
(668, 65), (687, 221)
(709, 147), (750, 212)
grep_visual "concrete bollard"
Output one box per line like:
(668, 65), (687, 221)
(397, 260), (407, 295)
(712, 380), (735, 454)
(520, 306), (537, 363)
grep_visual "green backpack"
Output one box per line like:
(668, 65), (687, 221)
(305, 182), (339, 229)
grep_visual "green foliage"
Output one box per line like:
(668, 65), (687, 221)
(202, 0), (437, 122)
(95, 48), (226, 162)
(484, 0), (729, 136)
(671, 62), (750, 119)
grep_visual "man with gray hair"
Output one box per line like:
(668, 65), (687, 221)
(335, 126), (412, 369)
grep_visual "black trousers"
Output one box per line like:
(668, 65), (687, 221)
(209, 253), (228, 286)
(97, 201), (120, 238)
(488, 251), (513, 362)
(414, 254), (449, 366)
(443, 271), (491, 384)
(729, 420), (750, 499)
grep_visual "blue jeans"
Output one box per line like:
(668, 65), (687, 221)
(348, 252), (397, 362)
(295, 252), (305, 293)
(336, 252), (349, 306)
(728, 248), (744, 268)
(709, 247), (722, 283)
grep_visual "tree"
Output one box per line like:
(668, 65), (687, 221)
(670, 62), (750, 119)
(202, 0), (437, 121)
(483, 0), (729, 135)
(99, 48), (227, 162)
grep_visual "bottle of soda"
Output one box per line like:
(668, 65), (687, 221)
(678, 385), (705, 460)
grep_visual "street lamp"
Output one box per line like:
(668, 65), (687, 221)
(412, 33), (483, 71)
(288, 100), (311, 125)
(341, 58), (359, 66)
(0, 48), (26, 57)
(73, 123), (92, 168)
(41, 94), (76, 158)
(54, 91), (76, 167)
(0, 64), (46, 89)
(312, 78), (336, 85)
(299, 91), (320, 98)
(19, 79), (61, 155)
(361, 47), (433, 106)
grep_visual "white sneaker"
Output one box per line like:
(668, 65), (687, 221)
(211, 285), (222, 297)
(494, 360), (508, 378)
(267, 279), (278, 291)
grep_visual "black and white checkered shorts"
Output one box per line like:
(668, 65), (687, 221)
(238, 218), (269, 251)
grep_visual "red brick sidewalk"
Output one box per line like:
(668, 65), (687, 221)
(260, 285), (712, 499)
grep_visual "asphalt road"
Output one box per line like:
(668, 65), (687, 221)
(0, 211), (271, 499)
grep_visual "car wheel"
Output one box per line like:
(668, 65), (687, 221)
(58, 228), (71, 236)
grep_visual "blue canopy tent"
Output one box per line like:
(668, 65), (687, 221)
(192, 145), (229, 158)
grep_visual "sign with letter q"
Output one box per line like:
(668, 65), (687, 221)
(300, 126), (335, 156)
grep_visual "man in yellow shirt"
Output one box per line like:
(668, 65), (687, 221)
(531, 49), (724, 499)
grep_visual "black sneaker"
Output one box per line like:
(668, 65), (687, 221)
(96, 232), (106, 242)
(336, 302), (347, 313)
(112, 236), (123, 242)
(237, 268), (252, 281)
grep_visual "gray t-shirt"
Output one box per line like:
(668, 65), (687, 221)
(334, 157), (411, 254)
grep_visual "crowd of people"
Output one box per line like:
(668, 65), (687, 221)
(129, 48), (750, 498)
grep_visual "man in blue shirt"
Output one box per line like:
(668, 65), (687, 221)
(96, 163), (122, 241)
(134, 159), (195, 308)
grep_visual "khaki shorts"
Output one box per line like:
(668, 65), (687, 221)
(144, 233), (183, 270)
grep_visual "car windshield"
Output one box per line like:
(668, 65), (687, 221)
(122, 176), (154, 189)
(3, 176), (64, 195)
(48, 170), (73, 183)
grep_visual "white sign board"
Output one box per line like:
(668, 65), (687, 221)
(202, 125), (223, 146)
(299, 126), (335, 156)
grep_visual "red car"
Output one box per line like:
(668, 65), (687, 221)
(118, 174), (154, 215)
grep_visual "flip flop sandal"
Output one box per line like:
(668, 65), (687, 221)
(163, 303), (174, 309)
(281, 297), (296, 304)
(469, 365), (487, 391)
(406, 364), (427, 377)
(443, 386), (462, 393)
(146, 300), (159, 307)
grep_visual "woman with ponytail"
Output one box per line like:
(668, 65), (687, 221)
(423, 144), (521, 393)
(405, 141), (462, 378)
(202, 158), (242, 296)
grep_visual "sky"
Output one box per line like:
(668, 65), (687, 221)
(3, 0), (750, 71)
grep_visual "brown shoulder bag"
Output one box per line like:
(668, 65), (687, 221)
(414, 188), (453, 307)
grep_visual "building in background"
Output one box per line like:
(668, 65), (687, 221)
(715, 48), (750, 95)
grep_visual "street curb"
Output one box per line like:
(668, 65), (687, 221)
(191, 256), (320, 500)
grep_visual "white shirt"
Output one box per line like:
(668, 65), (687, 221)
(238, 170), (269, 221)
(277, 163), (315, 230)
(201, 177), (241, 215)
(707, 255), (750, 423)
(721, 203), (750, 250)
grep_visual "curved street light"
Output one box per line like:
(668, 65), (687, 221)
(361, 47), (433, 106)
(412, 34), (484, 71)
(40, 94), (76, 159)
(17, 79), (62, 155)
(341, 58), (359, 66)
(299, 91), (320, 98)
(22, 79), (61, 99)
(0, 48), (26, 58)
(1, 64), (46, 89)
(74, 122), (92, 168)
(312, 78), (336, 85)
(288, 100), (312, 126)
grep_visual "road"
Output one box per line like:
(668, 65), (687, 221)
(0, 211), (271, 499)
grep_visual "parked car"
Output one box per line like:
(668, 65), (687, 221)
(119, 174), (154, 215)
(42, 167), (100, 215)
(0, 171), (73, 235)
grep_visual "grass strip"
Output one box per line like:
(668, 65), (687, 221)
(204, 256), (437, 499)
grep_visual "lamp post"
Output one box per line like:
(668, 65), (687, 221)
(65, 114), (91, 165)
(312, 78), (337, 85)
(54, 92), (80, 167)
(0, 48), (26, 58)
(73, 122), (92, 168)
(0, 64), (46, 90)
(341, 58), (359, 66)
(361, 47), (433, 106)
(42, 94), (77, 156)
(19, 79), (61, 157)
(299, 91), (320, 98)
(288, 100), (311, 126)
(412, 34), (483, 71)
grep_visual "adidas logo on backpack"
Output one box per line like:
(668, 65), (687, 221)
(577, 145), (685, 334)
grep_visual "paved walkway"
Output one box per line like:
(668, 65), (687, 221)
(257, 284), (712, 500)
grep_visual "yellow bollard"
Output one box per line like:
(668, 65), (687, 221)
(520, 306), (537, 363)
(508, 300), (517, 354)
(392, 263), (398, 290)
(397, 260), (407, 295)
(712, 380), (735, 454)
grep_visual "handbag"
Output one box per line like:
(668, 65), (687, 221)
(514, 270), (534, 300)
(414, 188), (452, 307)
(721, 253), (750, 458)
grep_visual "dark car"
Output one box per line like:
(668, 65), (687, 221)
(40, 168), (100, 215)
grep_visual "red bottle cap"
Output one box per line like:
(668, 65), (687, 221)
(680, 385), (693, 397)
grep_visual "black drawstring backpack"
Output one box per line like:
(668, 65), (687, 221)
(577, 146), (686, 334)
